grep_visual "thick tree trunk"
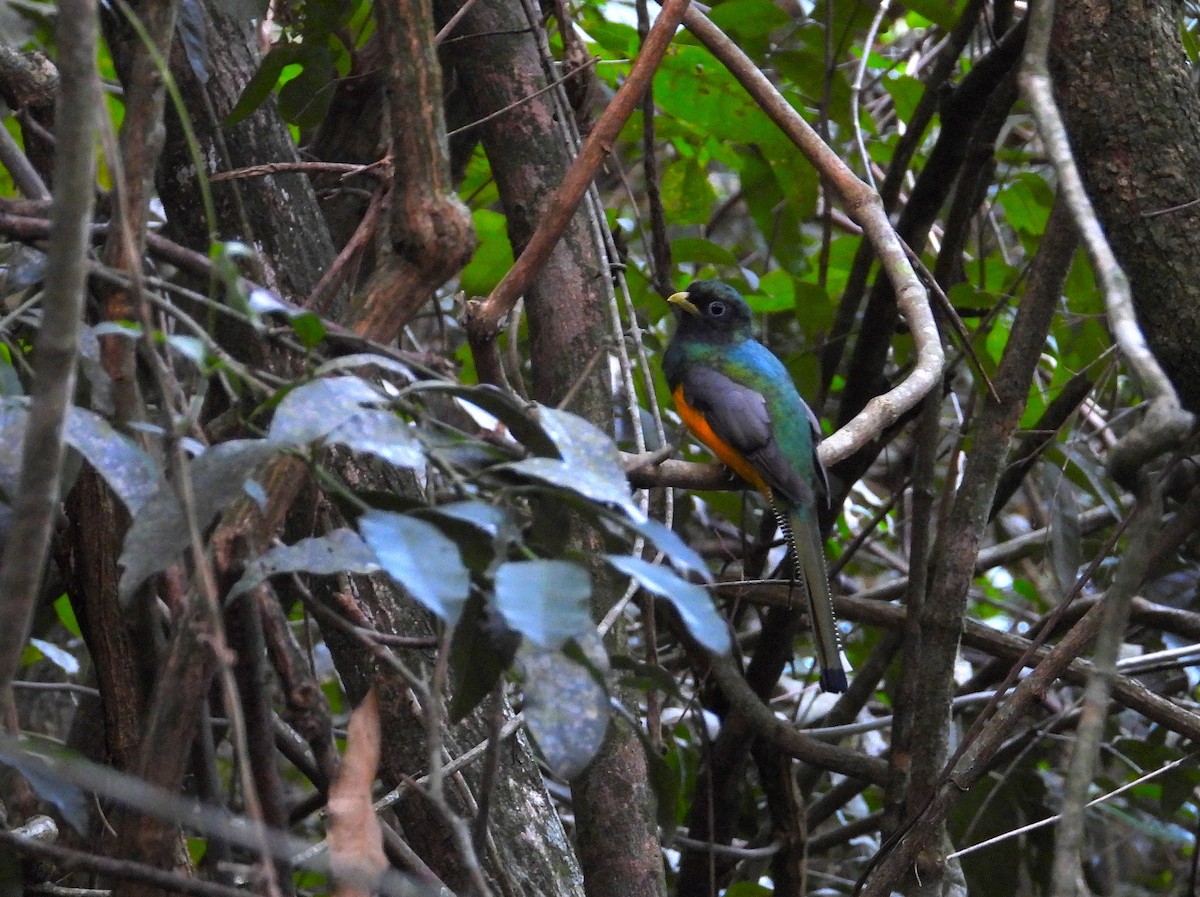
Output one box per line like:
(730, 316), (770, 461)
(1052, 0), (1200, 412)
(436, 2), (665, 896)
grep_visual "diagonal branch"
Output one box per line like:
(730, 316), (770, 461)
(463, 0), (693, 351)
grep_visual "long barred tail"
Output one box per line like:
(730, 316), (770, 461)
(772, 496), (850, 693)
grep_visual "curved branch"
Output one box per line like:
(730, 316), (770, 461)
(677, 7), (943, 465)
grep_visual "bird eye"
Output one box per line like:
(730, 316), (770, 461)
(708, 301), (726, 317)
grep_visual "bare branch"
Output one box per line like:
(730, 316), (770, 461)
(464, 0), (693, 347)
(676, 6), (943, 465)
(0, 0), (98, 695)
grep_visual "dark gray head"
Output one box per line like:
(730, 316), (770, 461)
(666, 281), (753, 343)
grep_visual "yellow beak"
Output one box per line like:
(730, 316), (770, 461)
(667, 291), (699, 315)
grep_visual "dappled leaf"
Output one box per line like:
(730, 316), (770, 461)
(65, 408), (163, 514)
(326, 410), (424, 470)
(507, 405), (645, 521)
(119, 439), (280, 600)
(28, 638), (79, 675)
(605, 555), (730, 655)
(1041, 462), (1082, 599)
(519, 634), (610, 780)
(0, 400), (161, 512)
(78, 326), (113, 415)
(229, 529), (380, 600)
(422, 500), (518, 570)
(434, 500), (512, 539)
(618, 514), (712, 582)
(312, 354), (415, 382)
(403, 382), (556, 455)
(0, 401), (22, 498)
(358, 510), (470, 626)
(493, 560), (592, 649)
(177, 0), (211, 82)
(269, 376), (383, 446)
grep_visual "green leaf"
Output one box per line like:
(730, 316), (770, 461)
(290, 311), (327, 349)
(277, 51), (338, 129)
(749, 269), (796, 313)
(519, 634), (610, 780)
(661, 158), (717, 227)
(902, 0), (967, 29)
(882, 71), (924, 126)
(493, 560), (592, 649)
(460, 209), (515, 297)
(669, 237), (737, 267)
(707, 0), (789, 36)
(225, 44), (304, 127)
(229, 529), (380, 600)
(54, 594), (81, 638)
(605, 555), (730, 654)
(725, 884), (773, 897)
(358, 510), (470, 626)
(119, 439), (280, 600)
(997, 173), (1054, 236)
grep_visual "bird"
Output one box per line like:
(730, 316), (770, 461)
(663, 280), (850, 693)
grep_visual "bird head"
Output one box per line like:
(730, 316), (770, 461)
(667, 281), (754, 343)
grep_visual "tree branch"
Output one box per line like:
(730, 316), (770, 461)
(464, 0), (692, 350)
(677, 6), (943, 465)
(0, 0), (98, 695)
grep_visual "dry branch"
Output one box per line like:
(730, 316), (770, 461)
(0, 0), (98, 695)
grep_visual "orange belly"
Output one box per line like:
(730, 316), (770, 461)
(672, 384), (770, 496)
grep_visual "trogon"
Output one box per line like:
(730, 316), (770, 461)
(663, 280), (850, 693)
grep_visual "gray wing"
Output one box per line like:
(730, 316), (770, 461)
(803, 400), (830, 508)
(680, 365), (818, 506)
